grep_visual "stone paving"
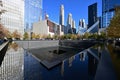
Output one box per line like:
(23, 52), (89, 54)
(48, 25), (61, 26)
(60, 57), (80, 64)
(94, 47), (117, 80)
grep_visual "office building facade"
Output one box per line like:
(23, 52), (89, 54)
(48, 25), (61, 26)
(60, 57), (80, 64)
(102, 0), (120, 28)
(25, 0), (42, 29)
(0, 0), (24, 36)
(88, 3), (97, 29)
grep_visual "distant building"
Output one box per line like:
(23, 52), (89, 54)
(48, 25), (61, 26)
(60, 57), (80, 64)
(78, 19), (87, 35)
(72, 20), (76, 28)
(102, 0), (120, 28)
(66, 13), (76, 34)
(59, 5), (64, 25)
(88, 3), (97, 29)
(98, 17), (101, 28)
(67, 13), (72, 28)
(33, 15), (63, 37)
(79, 19), (86, 28)
(1, 0), (24, 36)
(59, 5), (64, 32)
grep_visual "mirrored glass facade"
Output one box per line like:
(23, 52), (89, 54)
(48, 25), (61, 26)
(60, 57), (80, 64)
(1, 0), (24, 36)
(102, 0), (120, 28)
(0, 43), (24, 80)
(25, 0), (42, 29)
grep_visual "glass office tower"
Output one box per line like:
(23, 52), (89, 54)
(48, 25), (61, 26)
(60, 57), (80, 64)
(25, 0), (42, 29)
(88, 3), (97, 29)
(1, 0), (24, 36)
(102, 0), (120, 28)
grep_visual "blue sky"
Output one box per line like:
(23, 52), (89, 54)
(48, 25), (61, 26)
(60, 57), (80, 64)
(43, 0), (102, 30)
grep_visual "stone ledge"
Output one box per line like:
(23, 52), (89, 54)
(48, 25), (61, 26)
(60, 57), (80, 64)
(0, 41), (9, 52)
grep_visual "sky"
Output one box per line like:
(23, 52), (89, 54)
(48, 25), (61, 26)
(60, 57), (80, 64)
(43, 0), (102, 30)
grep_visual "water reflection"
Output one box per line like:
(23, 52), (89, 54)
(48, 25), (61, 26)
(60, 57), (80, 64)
(0, 42), (24, 80)
(107, 44), (120, 80)
(8, 42), (19, 51)
(25, 46), (103, 80)
(68, 56), (75, 67)
(61, 61), (65, 76)
(79, 52), (87, 61)
(1, 42), (119, 80)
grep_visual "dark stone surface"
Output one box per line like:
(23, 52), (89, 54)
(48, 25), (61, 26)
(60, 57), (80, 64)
(28, 46), (83, 69)
(0, 43), (9, 66)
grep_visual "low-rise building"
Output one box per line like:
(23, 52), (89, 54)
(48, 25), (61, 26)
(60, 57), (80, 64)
(33, 19), (63, 38)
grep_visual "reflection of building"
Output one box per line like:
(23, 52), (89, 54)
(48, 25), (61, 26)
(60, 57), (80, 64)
(79, 52), (86, 61)
(0, 44), (24, 80)
(25, 0), (42, 29)
(1, 0), (24, 36)
(61, 61), (65, 76)
(68, 56), (75, 67)
(88, 49), (99, 78)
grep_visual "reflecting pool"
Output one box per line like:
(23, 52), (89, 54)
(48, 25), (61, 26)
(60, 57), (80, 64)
(0, 42), (119, 80)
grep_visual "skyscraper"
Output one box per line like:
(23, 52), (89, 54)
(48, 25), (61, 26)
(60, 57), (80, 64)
(59, 4), (64, 26)
(102, 0), (120, 28)
(25, 0), (43, 29)
(59, 4), (64, 32)
(67, 13), (72, 28)
(67, 13), (72, 33)
(88, 3), (97, 29)
(79, 19), (86, 28)
(72, 20), (75, 28)
(1, 0), (24, 36)
(66, 13), (76, 34)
